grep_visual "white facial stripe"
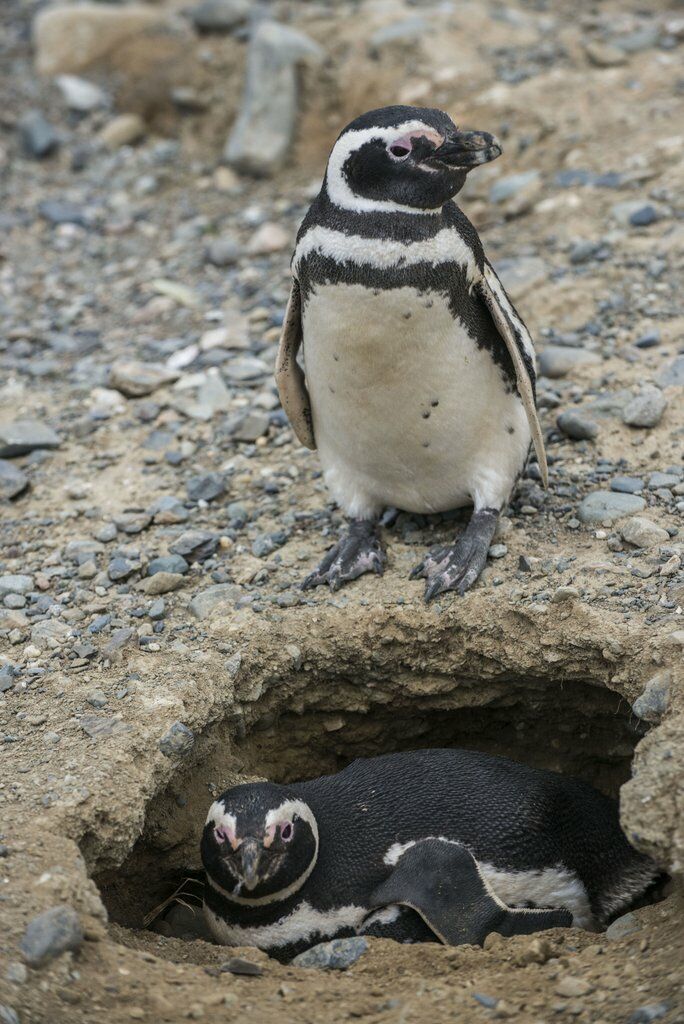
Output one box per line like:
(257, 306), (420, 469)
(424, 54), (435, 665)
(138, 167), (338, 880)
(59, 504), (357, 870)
(204, 900), (366, 950)
(326, 121), (445, 215)
(264, 799), (319, 846)
(294, 224), (480, 286)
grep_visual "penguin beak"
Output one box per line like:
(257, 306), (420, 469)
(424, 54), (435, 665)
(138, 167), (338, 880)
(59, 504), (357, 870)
(238, 837), (261, 890)
(428, 129), (502, 169)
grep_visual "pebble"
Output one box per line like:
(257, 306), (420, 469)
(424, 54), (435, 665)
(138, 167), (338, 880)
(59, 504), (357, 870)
(0, 421), (60, 458)
(140, 572), (185, 595)
(247, 222), (290, 255)
(657, 355), (684, 388)
(18, 110), (60, 158)
(496, 257), (547, 300)
(584, 40), (627, 67)
(0, 1007), (19, 1024)
(191, 0), (250, 32)
(578, 490), (646, 525)
(472, 994), (499, 1009)
(86, 689), (108, 709)
(169, 530), (218, 562)
(621, 517), (669, 549)
(556, 410), (598, 441)
(555, 976), (593, 998)
(0, 460), (29, 499)
(20, 906), (83, 967)
(98, 113), (145, 149)
(206, 236), (242, 266)
(230, 411), (270, 442)
(627, 1004), (669, 1024)
(291, 937), (368, 970)
(108, 557), (138, 581)
(0, 576), (33, 599)
(148, 599), (166, 620)
(610, 476), (644, 494)
(222, 356), (270, 382)
(629, 205), (659, 227)
(186, 472), (226, 503)
(109, 360), (179, 398)
(647, 472), (679, 490)
(219, 957), (263, 976)
(635, 329), (661, 349)
(488, 544), (508, 559)
(538, 347), (601, 379)
(158, 721), (195, 757)
(490, 170), (540, 204)
(622, 387), (667, 428)
(632, 672), (670, 723)
(148, 555), (189, 576)
(605, 911), (640, 940)
(56, 74), (107, 112)
(188, 583), (241, 619)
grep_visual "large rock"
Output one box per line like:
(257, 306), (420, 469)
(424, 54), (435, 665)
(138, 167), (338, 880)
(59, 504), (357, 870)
(34, 3), (177, 75)
(224, 20), (324, 176)
(622, 386), (667, 428)
(577, 490), (646, 525)
(0, 420), (60, 458)
(20, 906), (83, 967)
(620, 517), (669, 550)
(0, 460), (29, 499)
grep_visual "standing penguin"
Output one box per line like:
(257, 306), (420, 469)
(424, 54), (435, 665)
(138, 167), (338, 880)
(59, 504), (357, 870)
(276, 105), (547, 600)
(200, 749), (658, 962)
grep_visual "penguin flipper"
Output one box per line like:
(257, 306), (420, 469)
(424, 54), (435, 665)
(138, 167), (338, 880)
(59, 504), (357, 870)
(477, 263), (548, 488)
(275, 277), (316, 450)
(368, 839), (571, 947)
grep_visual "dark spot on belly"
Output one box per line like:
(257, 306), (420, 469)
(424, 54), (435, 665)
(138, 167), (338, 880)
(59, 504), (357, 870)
(329, 386), (336, 394)
(422, 442), (430, 448)
(431, 399), (439, 407)
(403, 311), (412, 319)
(507, 425), (515, 435)
(422, 411), (430, 419)
(333, 353), (339, 362)
(424, 299), (433, 308)
(372, 289), (380, 296)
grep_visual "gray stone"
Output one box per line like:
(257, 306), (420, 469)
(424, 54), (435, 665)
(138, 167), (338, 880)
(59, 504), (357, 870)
(658, 356), (684, 388)
(65, 539), (104, 565)
(109, 360), (179, 398)
(368, 17), (428, 52)
(632, 672), (670, 723)
(148, 598), (166, 620)
(0, 461), (29, 499)
(188, 583), (241, 619)
(611, 200), (653, 226)
(159, 721), (194, 756)
(148, 555), (189, 576)
(169, 529), (218, 562)
(472, 994), (499, 1009)
(39, 200), (88, 226)
(86, 689), (108, 709)
(569, 239), (602, 264)
(141, 572), (185, 596)
(147, 495), (189, 524)
(191, 0), (250, 32)
(556, 410), (598, 441)
(18, 110), (60, 158)
(230, 411), (270, 442)
(0, 575), (33, 599)
(648, 472), (679, 490)
(206, 236), (242, 266)
(490, 170), (540, 204)
(56, 74), (107, 111)
(292, 936), (368, 970)
(488, 544), (508, 559)
(20, 906), (83, 967)
(0, 421), (60, 458)
(605, 911), (640, 941)
(31, 619), (71, 646)
(629, 205), (659, 227)
(578, 490), (646, 525)
(622, 387), (667, 428)
(108, 557), (138, 581)
(0, 1006), (19, 1024)
(0, 665), (16, 693)
(610, 476), (644, 494)
(538, 346), (601, 379)
(621, 517), (669, 549)
(224, 20), (324, 176)
(626, 1004), (669, 1024)
(81, 714), (127, 739)
(186, 472), (226, 503)
(222, 356), (270, 382)
(494, 257), (547, 301)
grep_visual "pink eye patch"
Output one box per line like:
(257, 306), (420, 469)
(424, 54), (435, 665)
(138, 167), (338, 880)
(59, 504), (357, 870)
(387, 128), (444, 161)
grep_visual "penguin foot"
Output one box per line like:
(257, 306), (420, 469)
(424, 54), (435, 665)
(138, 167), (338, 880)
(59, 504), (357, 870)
(302, 519), (386, 592)
(410, 507), (499, 601)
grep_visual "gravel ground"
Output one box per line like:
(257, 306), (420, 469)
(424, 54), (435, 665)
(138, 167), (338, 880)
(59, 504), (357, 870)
(1, 0), (683, 1021)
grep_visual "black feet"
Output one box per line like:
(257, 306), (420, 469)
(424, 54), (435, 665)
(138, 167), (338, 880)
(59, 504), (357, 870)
(410, 508), (499, 602)
(302, 519), (386, 592)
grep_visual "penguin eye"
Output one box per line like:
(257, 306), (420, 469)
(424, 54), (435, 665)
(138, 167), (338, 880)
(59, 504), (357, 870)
(280, 822), (294, 842)
(214, 827), (228, 845)
(388, 143), (411, 160)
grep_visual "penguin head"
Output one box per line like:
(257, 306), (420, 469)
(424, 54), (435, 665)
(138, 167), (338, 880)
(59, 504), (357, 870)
(201, 783), (319, 904)
(325, 104), (502, 213)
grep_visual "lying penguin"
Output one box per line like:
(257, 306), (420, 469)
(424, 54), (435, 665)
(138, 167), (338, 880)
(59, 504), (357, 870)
(276, 104), (548, 600)
(200, 749), (658, 962)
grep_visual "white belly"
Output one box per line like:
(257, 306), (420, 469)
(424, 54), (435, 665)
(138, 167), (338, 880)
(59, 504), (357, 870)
(303, 282), (530, 518)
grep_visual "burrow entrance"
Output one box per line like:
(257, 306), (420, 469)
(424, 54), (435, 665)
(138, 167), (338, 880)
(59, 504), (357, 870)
(93, 668), (652, 941)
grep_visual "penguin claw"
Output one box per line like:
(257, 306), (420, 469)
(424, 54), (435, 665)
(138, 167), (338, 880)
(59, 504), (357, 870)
(413, 509), (500, 602)
(302, 522), (386, 592)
